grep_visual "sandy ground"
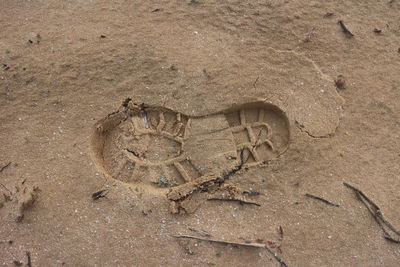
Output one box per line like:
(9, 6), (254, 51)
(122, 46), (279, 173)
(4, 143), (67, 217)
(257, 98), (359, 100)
(1, 0), (400, 266)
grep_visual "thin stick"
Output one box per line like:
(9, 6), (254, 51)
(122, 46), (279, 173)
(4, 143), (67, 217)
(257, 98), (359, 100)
(305, 193), (340, 207)
(338, 20), (354, 37)
(207, 198), (261, 207)
(344, 182), (400, 243)
(168, 150), (245, 201)
(0, 162), (11, 173)
(173, 235), (287, 266)
(172, 234), (265, 248)
(265, 246), (288, 267)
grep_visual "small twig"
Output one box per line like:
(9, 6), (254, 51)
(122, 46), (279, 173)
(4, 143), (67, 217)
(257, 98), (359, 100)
(0, 162), (11, 173)
(344, 182), (400, 243)
(168, 149), (245, 201)
(91, 189), (108, 200)
(173, 234), (265, 248)
(173, 235), (287, 266)
(265, 246), (288, 267)
(188, 227), (211, 237)
(26, 251), (32, 267)
(338, 20), (354, 37)
(253, 76), (259, 89)
(305, 193), (340, 207)
(207, 198), (261, 206)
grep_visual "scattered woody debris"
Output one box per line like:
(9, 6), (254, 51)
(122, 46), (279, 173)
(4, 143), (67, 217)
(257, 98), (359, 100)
(172, 234), (287, 266)
(167, 150), (245, 214)
(173, 234), (265, 248)
(344, 182), (400, 243)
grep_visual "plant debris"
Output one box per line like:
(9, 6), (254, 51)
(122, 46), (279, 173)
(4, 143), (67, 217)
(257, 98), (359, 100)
(338, 20), (354, 37)
(172, 234), (266, 248)
(253, 76), (259, 89)
(207, 197), (261, 207)
(344, 182), (400, 243)
(305, 193), (340, 207)
(167, 150), (245, 213)
(91, 189), (108, 200)
(173, 235), (287, 267)
(265, 245), (287, 267)
(0, 162), (11, 172)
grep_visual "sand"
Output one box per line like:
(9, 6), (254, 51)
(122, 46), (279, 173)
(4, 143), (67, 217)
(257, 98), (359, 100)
(1, 0), (400, 266)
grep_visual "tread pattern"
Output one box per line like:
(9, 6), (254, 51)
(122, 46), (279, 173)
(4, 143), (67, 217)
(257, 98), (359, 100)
(91, 101), (290, 191)
(224, 103), (290, 165)
(100, 105), (202, 187)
